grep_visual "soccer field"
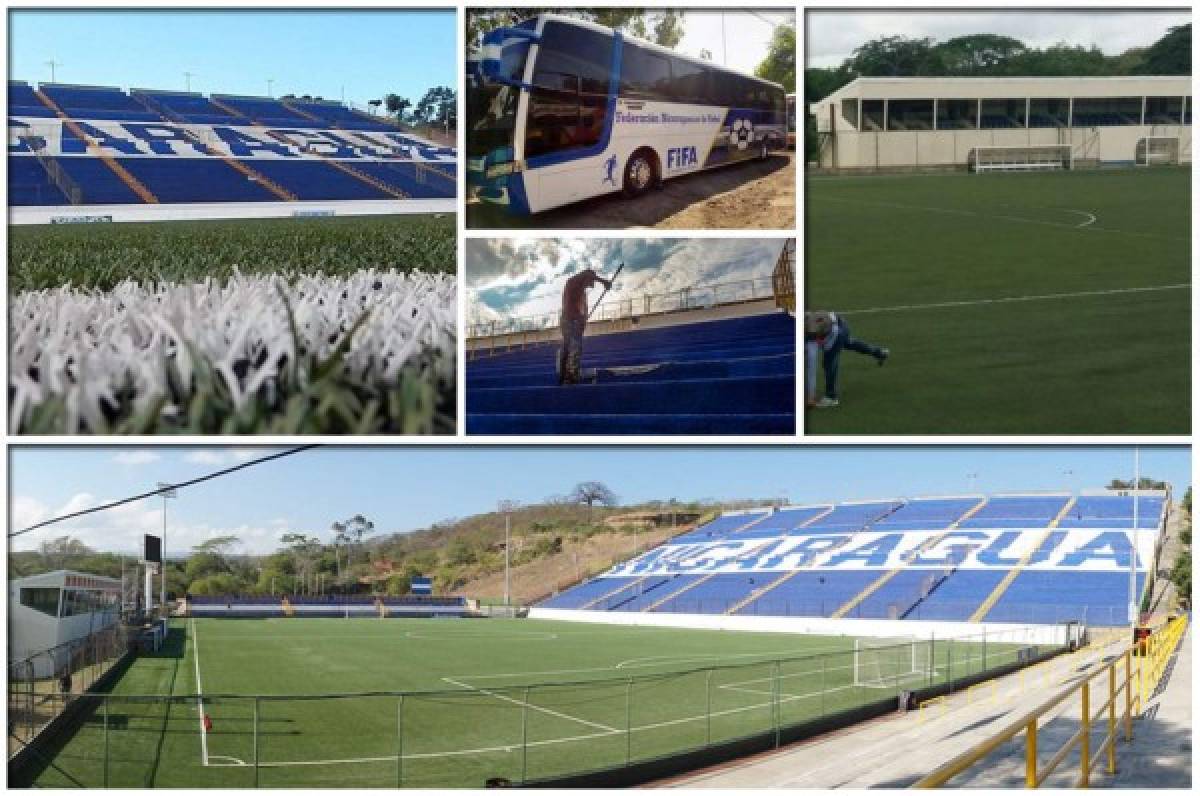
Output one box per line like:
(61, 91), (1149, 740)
(21, 618), (1026, 788)
(806, 167), (1191, 434)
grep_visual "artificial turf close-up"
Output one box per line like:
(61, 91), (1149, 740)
(805, 167), (1191, 434)
(23, 617), (1020, 788)
(8, 213), (456, 294)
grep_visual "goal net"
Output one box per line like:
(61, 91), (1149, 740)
(1135, 137), (1180, 166)
(852, 636), (932, 689)
(968, 145), (1072, 173)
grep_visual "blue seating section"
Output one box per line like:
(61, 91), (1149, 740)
(671, 512), (768, 544)
(7, 156), (70, 205)
(466, 313), (797, 435)
(8, 83), (456, 205)
(733, 506), (834, 538)
(1057, 495), (1165, 529)
(803, 501), (901, 534)
(132, 90), (244, 124)
(870, 498), (980, 532)
(983, 572), (1145, 626)
(117, 158), (281, 203)
(54, 157), (144, 204)
(735, 571), (882, 617)
(8, 81), (57, 117)
(958, 495), (1070, 529)
(243, 159), (394, 200)
(538, 491), (1165, 627)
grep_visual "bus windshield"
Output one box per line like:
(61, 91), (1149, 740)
(468, 23), (536, 157)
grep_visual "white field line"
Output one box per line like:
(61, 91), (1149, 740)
(208, 682), (832, 770)
(817, 195), (1186, 241)
(191, 618), (210, 767)
(1062, 209), (1097, 228)
(843, 283), (1189, 316)
(441, 676), (619, 733)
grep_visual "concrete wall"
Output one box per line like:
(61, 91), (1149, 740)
(529, 607), (1070, 645)
(9, 197), (455, 225)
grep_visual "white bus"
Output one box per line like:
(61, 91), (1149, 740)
(467, 14), (787, 215)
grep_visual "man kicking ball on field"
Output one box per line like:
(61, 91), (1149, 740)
(557, 267), (613, 385)
(805, 311), (889, 408)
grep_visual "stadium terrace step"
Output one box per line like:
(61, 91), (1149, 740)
(320, 158), (408, 198)
(466, 412), (796, 435)
(467, 353), (796, 389)
(468, 375), (794, 415)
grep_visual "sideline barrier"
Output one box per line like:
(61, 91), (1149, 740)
(914, 613), (1188, 788)
(11, 626), (1064, 788)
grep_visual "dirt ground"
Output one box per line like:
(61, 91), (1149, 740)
(467, 150), (795, 230)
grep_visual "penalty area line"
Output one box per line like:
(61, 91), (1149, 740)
(191, 618), (210, 767)
(442, 676), (619, 733)
(843, 283), (1189, 316)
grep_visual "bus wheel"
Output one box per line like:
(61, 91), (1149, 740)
(623, 150), (656, 198)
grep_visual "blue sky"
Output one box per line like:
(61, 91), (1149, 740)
(9, 9), (456, 110)
(8, 446), (1190, 556)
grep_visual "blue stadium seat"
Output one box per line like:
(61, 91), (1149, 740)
(958, 495), (1070, 529)
(1057, 495), (1165, 529)
(246, 159), (394, 200)
(801, 501), (902, 534)
(132, 90), (245, 124)
(983, 571), (1144, 626)
(7, 156), (71, 205)
(54, 157), (144, 204)
(116, 158), (282, 203)
(734, 571), (882, 617)
(870, 497), (981, 532)
(466, 313), (796, 435)
(670, 512), (769, 544)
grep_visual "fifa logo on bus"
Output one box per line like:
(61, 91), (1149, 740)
(667, 146), (698, 170)
(731, 118), (755, 150)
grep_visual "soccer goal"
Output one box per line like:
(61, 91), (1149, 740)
(1135, 136), (1180, 166)
(852, 636), (933, 688)
(967, 145), (1073, 173)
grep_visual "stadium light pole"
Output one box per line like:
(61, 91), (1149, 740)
(183, 71), (195, 92)
(45, 59), (61, 83)
(156, 483), (177, 618)
(967, 472), (979, 494)
(266, 78), (274, 98)
(498, 501), (519, 607)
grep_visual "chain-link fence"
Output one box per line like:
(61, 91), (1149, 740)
(8, 621), (130, 760)
(466, 277), (777, 341)
(14, 627), (1066, 788)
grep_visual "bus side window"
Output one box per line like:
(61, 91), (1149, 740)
(621, 44), (673, 102)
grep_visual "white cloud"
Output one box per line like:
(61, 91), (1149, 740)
(113, 451), (161, 466)
(183, 450), (226, 465)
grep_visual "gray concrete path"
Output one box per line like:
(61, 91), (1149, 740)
(663, 627), (1187, 789)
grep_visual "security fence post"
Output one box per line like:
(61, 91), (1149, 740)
(103, 695), (110, 787)
(982, 629), (987, 673)
(625, 677), (634, 765)
(1080, 682), (1090, 787)
(253, 696), (260, 788)
(1025, 718), (1037, 787)
(819, 654), (826, 716)
(1107, 664), (1117, 775)
(705, 669), (712, 745)
(946, 638), (953, 685)
(521, 686), (530, 783)
(396, 695), (404, 788)
(1123, 650), (1132, 741)
(773, 660), (781, 748)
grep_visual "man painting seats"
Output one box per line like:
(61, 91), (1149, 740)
(805, 310), (889, 408)
(557, 268), (613, 385)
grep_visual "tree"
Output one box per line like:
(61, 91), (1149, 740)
(331, 514), (375, 584)
(466, 9), (684, 51)
(384, 93), (411, 124)
(651, 10), (685, 49)
(755, 23), (797, 91)
(933, 34), (1026, 75)
(1138, 24), (1190, 75)
(39, 536), (92, 569)
(571, 481), (619, 524)
(847, 35), (941, 77)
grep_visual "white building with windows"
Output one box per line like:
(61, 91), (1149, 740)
(809, 76), (1191, 171)
(9, 570), (121, 676)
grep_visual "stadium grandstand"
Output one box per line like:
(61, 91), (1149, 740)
(7, 81), (456, 214)
(809, 75), (1191, 172)
(465, 240), (797, 435)
(184, 593), (470, 619)
(535, 490), (1168, 627)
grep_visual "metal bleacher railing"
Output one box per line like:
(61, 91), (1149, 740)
(466, 276), (777, 343)
(915, 613), (1189, 788)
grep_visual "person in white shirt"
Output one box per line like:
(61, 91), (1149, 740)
(805, 311), (889, 408)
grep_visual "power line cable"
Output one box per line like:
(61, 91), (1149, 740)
(9, 445), (319, 539)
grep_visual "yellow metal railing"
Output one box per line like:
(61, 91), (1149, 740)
(915, 614), (1188, 788)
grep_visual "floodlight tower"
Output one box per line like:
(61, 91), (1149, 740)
(498, 500), (519, 606)
(45, 59), (61, 83)
(157, 482), (177, 617)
